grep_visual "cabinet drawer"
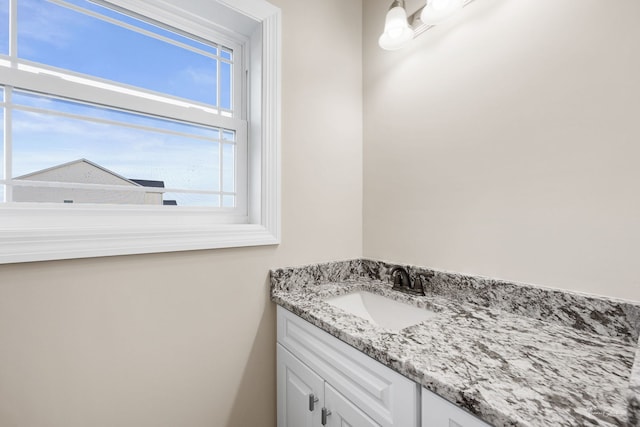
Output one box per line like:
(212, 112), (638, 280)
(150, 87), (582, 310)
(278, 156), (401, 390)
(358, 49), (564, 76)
(422, 387), (491, 427)
(277, 306), (419, 427)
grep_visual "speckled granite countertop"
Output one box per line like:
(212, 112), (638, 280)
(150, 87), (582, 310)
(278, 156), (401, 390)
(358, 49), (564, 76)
(270, 259), (640, 427)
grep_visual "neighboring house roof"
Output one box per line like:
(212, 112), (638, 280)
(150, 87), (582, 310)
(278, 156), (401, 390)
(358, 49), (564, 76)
(163, 200), (178, 206)
(14, 158), (142, 187)
(130, 179), (165, 188)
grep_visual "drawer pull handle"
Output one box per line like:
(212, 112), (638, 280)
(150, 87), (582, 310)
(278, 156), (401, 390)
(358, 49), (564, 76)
(321, 407), (331, 425)
(308, 393), (319, 411)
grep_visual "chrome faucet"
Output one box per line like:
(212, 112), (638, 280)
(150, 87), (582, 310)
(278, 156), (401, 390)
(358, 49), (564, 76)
(389, 266), (426, 296)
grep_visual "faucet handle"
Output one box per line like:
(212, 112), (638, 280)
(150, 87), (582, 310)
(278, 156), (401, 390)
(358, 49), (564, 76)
(389, 266), (410, 289)
(413, 275), (425, 294)
(392, 271), (403, 287)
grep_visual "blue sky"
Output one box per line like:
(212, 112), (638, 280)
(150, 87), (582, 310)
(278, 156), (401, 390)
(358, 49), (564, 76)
(0, 0), (7, 55)
(18, 0), (230, 107)
(0, 0), (235, 206)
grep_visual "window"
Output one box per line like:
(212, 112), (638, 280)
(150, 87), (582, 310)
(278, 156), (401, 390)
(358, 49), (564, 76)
(0, 0), (281, 263)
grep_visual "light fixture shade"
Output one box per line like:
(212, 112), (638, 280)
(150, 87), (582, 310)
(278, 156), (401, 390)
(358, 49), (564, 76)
(420, 0), (463, 25)
(378, 4), (414, 51)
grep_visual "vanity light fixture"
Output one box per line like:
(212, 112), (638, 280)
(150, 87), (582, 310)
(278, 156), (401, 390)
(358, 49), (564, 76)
(378, 0), (475, 50)
(421, 0), (464, 24)
(378, 0), (415, 51)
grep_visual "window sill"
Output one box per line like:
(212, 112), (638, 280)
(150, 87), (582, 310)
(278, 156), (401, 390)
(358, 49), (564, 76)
(0, 204), (279, 263)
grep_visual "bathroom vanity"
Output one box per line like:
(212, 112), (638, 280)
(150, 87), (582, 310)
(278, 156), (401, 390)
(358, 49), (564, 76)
(277, 306), (489, 427)
(271, 259), (640, 426)
(277, 306), (419, 427)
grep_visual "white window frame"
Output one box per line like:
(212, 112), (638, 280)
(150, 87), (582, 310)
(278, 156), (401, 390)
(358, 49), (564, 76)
(0, 0), (281, 263)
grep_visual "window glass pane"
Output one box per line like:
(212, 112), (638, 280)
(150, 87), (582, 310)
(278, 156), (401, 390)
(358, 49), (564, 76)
(0, 0), (7, 55)
(222, 195), (234, 208)
(11, 95), (225, 207)
(222, 143), (234, 193)
(220, 61), (232, 110)
(222, 130), (235, 142)
(18, 0), (221, 106)
(0, 99), (4, 183)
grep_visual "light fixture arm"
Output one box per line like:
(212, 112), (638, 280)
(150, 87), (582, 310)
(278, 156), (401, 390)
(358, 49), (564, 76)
(388, 0), (406, 10)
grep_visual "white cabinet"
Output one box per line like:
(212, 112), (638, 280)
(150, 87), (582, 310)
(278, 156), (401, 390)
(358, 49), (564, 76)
(422, 387), (491, 427)
(324, 383), (380, 427)
(277, 344), (324, 427)
(278, 343), (379, 427)
(277, 306), (419, 427)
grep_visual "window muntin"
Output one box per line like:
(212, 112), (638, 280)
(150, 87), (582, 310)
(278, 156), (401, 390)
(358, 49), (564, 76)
(12, 90), (221, 138)
(1, 0), (245, 210)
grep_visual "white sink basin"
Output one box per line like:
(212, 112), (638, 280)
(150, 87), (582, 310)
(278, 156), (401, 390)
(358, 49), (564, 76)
(325, 291), (436, 331)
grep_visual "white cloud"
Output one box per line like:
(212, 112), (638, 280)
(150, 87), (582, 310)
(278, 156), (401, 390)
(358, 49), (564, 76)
(182, 66), (217, 87)
(17, 0), (87, 52)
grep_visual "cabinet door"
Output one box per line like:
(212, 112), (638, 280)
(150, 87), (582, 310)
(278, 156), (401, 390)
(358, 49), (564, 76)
(278, 306), (419, 427)
(278, 344), (325, 427)
(324, 383), (381, 427)
(422, 388), (490, 427)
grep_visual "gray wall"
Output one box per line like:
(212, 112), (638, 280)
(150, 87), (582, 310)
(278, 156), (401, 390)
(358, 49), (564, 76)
(0, 0), (363, 425)
(2, 1), (639, 425)
(363, 0), (640, 301)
